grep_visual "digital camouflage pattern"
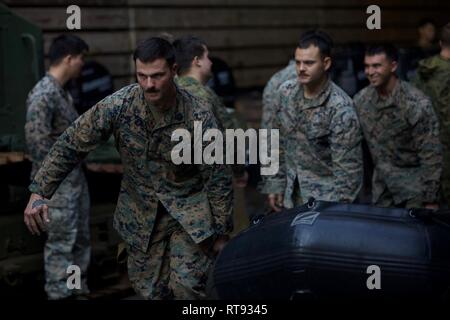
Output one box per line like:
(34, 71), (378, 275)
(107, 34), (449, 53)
(126, 204), (213, 299)
(25, 74), (79, 177)
(25, 73), (91, 299)
(176, 76), (237, 131)
(44, 168), (90, 299)
(261, 60), (296, 130)
(176, 75), (246, 177)
(28, 83), (233, 299)
(261, 79), (363, 208)
(354, 80), (442, 207)
(412, 55), (450, 204)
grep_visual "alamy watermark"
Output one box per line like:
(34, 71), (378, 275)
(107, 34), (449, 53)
(66, 5), (381, 34)
(366, 5), (381, 30)
(366, 265), (381, 290)
(66, 264), (81, 290)
(171, 121), (279, 176)
(66, 5), (81, 30)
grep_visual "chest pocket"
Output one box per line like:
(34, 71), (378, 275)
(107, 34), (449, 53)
(306, 126), (331, 160)
(150, 127), (200, 183)
(149, 127), (185, 163)
(381, 110), (418, 165)
(306, 125), (330, 140)
(385, 112), (413, 148)
(119, 130), (147, 159)
(303, 109), (331, 161)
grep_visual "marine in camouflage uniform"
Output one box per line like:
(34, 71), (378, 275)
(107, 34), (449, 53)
(25, 73), (90, 300)
(27, 68), (233, 300)
(176, 76), (236, 131)
(173, 36), (246, 180)
(354, 80), (442, 208)
(261, 60), (297, 130)
(412, 45), (450, 205)
(261, 78), (363, 207)
(176, 76), (246, 178)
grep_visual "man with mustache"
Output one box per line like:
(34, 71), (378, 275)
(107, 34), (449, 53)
(260, 30), (363, 211)
(353, 44), (442, 209)
(23, 37), (233, 299)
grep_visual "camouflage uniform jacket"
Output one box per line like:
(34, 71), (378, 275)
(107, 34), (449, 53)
(177, 75), (246, 177)
(412, 55), (450, 201)
(29, 83), (234, 252)
(176, 76), (237, 130)
(261, 79), (363, 207)
(261, 60), (297, 129)
(354, 80), (442, 205)
(25, 73), (80, 178)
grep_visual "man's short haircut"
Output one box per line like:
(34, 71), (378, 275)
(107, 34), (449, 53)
(440, 22), (450, 46)
(418, 18), (436, 29)
(133, 37), (175, 67)
(48, 34), (89, 66)
(157, 32), (175, 44)
(365, 43), (399, 62)
(173, 35), (207, 75)
(298, 30), (334, 58)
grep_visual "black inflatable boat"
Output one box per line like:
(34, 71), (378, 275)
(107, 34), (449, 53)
(210, 199), (450, 300)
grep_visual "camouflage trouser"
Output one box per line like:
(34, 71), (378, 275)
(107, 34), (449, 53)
(44, 167), (91, 300)
(374, 187), (424, 209)
(127, 205), (213, 300)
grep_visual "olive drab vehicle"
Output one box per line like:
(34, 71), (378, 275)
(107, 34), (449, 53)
(0, 4), (127, 298)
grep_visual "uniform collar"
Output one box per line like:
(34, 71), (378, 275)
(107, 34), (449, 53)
(176, 75), (202, 88)
(298, 78), (332, 110)
(45, 72), (69, 97)
(139, 83), (186, 132)
(370, 79), (402, 109)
